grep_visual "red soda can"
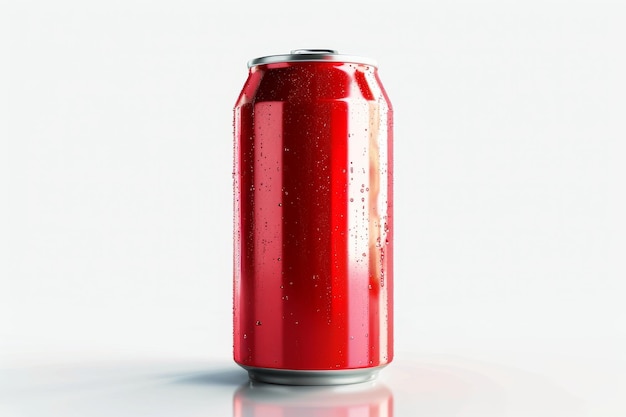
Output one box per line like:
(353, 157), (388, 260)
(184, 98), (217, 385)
(233, 49), (393, 385)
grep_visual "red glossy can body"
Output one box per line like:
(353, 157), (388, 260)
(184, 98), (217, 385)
(233, 50), (393, 385)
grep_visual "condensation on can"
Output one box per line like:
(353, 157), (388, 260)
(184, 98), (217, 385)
(233, 49), (393, 385)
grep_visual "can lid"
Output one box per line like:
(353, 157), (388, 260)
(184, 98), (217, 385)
(247, 49), (378, 68)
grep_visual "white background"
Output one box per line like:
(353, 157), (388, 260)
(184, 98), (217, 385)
(1, 0), (625, 415)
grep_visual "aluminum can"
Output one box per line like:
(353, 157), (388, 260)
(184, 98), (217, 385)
(233, 49), (393, 385)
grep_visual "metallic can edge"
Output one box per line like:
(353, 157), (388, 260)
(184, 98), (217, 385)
(247, 50), (378, 68)
(240, 365), (387, 386)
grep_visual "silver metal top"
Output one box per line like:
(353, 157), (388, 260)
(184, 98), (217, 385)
(247, 49), (378, 68)
(240, 364), (386, 386)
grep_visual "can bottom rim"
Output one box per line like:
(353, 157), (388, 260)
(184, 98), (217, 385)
(239, 364), (387, 386)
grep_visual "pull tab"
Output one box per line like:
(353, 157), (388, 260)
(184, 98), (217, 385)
(291, 49), (338, 55)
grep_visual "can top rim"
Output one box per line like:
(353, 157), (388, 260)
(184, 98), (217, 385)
(247, 49), (378, 68)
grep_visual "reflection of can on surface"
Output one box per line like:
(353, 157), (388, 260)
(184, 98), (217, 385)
(233, 49), (393, 385)
(233, 381), (394, 417)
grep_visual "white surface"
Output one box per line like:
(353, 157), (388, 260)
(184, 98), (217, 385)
(1, 0), (625, 415)
(0, 354), (624, 416)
